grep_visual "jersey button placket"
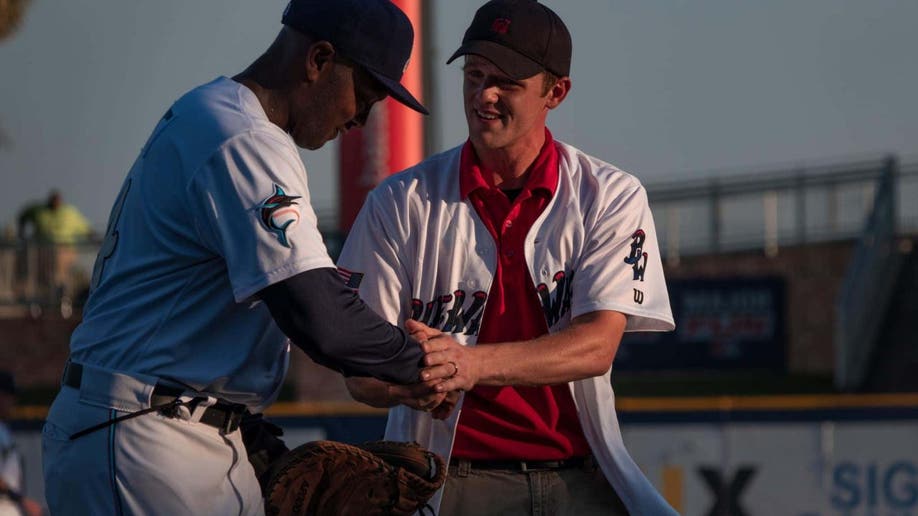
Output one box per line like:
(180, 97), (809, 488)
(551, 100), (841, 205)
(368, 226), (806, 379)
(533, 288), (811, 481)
(502, 218), (517, 262)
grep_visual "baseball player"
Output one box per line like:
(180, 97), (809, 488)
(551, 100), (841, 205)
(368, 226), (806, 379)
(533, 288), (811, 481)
(40, 1), (448, 515)
(340, 1), (678, 515)
(1, 371), (42, 516)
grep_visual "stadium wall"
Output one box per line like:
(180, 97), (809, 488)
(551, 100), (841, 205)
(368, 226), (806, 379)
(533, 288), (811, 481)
(9, 395), (918, 515)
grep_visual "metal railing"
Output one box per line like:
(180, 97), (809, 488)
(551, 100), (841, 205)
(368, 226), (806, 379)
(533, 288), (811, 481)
(0, 233), (352, 317)
(0, 240), (99, 317)
(646, 155), (918, 262)
(3, 157), (916, 318)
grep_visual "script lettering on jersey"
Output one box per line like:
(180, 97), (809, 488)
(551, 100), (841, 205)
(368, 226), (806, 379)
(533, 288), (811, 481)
(411, 290), (489, 335)
(536, 270), (574, 328)
(623, 229), (648, 281)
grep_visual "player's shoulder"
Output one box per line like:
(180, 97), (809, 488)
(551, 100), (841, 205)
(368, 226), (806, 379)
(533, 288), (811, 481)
(555, 140), (645, 199)
(173, 77), (291, 148)
(154, 77), (296, 171)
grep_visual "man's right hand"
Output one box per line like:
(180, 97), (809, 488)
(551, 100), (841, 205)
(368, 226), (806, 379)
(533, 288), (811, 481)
(430, 389), (460, 420)
(388, 381), (450, 414)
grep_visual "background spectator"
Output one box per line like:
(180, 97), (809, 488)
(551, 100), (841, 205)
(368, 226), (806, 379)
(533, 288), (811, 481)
(16, 191), (93, 312)
(16, 191), (92, 246)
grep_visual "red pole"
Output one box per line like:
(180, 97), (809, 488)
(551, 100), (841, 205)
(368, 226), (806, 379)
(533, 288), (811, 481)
(338, 0), (424, 233)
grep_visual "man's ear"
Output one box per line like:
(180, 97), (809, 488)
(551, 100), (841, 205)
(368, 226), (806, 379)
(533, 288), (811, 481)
(305, 41), (336, 82)
(546, 77), (572, 110)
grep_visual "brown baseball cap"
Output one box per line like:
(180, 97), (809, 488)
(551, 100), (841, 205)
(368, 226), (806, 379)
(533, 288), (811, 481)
(447, 0), (572, 80)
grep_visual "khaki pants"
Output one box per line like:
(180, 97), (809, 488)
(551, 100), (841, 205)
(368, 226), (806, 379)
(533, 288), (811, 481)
(440, 458), (629, 516)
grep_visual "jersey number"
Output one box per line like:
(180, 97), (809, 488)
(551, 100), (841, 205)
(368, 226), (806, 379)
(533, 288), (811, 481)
(90, 179), (131, 290)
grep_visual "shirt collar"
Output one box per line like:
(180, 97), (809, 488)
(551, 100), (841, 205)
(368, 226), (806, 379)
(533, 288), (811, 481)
(459, 128), (559, 200)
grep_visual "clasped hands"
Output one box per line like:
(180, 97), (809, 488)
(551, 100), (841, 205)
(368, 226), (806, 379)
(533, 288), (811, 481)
(399, 319), (479, 419)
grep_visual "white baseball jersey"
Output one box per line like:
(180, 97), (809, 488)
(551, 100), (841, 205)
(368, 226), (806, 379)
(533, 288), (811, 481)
(339, 140), (678, 515)
(70, 76), (333, 410)
(43, 76), (333, 516)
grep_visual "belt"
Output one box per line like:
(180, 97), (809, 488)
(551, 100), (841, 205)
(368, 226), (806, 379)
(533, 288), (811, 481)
(456, 456), (590, 472)
(62, 362), (245, 435)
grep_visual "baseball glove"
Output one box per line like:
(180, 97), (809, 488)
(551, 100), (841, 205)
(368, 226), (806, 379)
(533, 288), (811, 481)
(264, 440), (446, 516)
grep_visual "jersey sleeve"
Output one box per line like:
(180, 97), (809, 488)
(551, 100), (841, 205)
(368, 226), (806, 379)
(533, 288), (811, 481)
(337, 187), (410, 325)
(188, 131), (334, 302)
(571, 183), (675, 332)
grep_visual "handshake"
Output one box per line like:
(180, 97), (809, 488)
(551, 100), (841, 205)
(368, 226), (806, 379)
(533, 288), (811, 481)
(346, 319), (480, 419)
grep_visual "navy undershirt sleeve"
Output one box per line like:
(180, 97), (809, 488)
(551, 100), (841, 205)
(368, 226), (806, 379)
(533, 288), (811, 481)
(258, 267), (423, 385)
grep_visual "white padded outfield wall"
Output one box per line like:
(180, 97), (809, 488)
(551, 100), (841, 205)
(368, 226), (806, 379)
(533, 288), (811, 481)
(8, 395), (918, 515)
(616, 395), (918, 515)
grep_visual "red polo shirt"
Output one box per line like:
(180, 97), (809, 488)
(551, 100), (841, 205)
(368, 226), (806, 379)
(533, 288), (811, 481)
(452, 129), (591, 461)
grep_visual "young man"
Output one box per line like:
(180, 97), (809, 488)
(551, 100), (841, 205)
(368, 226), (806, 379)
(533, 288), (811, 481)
(341, 1), (678, 514)
(41, 1), (447, 514)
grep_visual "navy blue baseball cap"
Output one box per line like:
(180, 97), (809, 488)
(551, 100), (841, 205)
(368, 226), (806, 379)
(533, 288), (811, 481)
(448, 0), (572, 81)
(282, 0), (428, 115)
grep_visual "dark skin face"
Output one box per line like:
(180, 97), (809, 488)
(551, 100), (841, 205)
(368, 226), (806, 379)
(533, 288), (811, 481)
(233, 29), (389, 150)
(289, 53), (388, 150)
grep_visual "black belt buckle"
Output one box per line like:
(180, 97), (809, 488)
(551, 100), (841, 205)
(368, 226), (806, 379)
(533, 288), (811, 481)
(520, 460), (561, 472)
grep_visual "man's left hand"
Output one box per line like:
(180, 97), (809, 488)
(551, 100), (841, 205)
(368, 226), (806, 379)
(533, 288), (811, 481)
(407, 319), (481, 392)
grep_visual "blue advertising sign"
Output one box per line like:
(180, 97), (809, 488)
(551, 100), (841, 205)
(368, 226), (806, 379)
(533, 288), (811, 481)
(616, 277), (786, 371)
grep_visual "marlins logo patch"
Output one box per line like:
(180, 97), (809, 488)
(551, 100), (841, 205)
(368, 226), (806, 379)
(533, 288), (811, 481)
(257, 184), (301, 247)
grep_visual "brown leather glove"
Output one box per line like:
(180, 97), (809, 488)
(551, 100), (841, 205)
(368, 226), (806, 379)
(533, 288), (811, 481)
(264, 440), (446, 516)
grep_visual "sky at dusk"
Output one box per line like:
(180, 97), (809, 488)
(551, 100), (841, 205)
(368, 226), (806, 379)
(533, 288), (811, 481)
(1, 0), (916, 231)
